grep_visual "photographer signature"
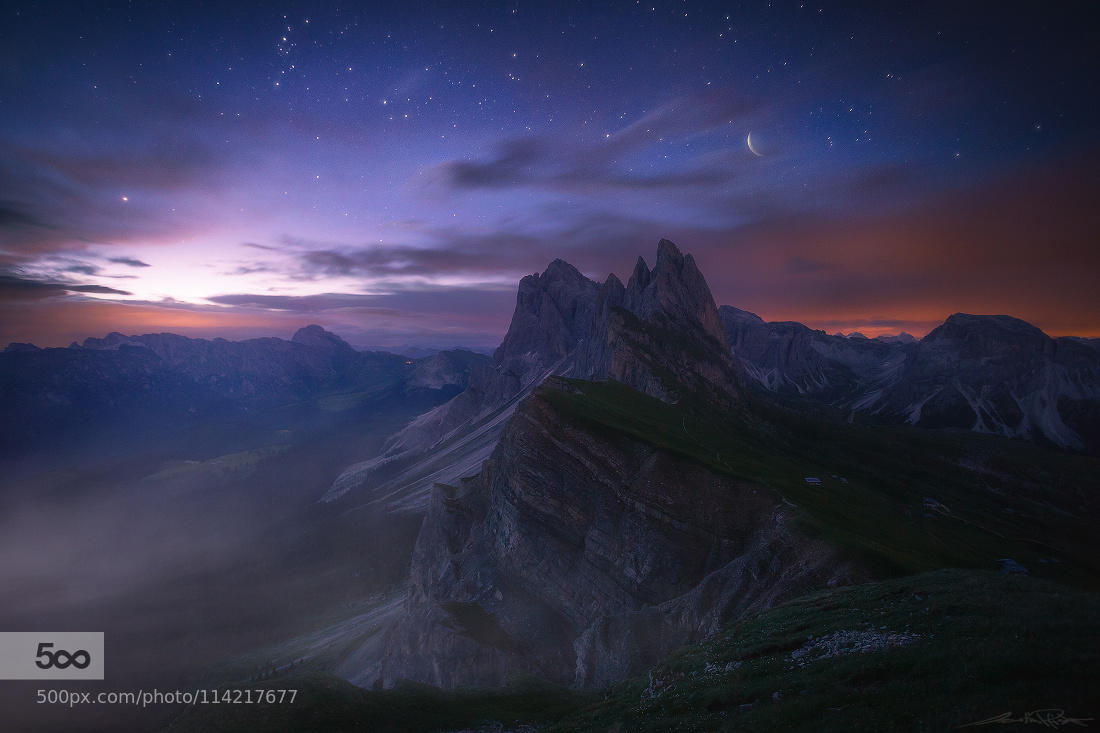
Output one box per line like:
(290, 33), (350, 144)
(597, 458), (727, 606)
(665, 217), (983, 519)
(959, 710), (1094, 728)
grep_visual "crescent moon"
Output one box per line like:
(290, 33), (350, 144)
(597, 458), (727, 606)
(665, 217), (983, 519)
(747, 132), (764, 157)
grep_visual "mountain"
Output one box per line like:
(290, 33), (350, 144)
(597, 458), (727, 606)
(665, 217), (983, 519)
(0, 326), (487, 463)
(6, 239), (1096, 729)
(718, 306), (900, 401)
(719, 307), (1100, 452)
(159, 569), (1100, 733)
(376, 377), (860, 689)
(338, 240), (838, 689)
(0, 327), (489, 733)
(13, 238), (1079, 732)
(322, 239), (741, 511)
(318, 239), (1100, 696)
(319, 258), (602, 511)
(876, 331), (917, 344)
(289, 323), (358, 354)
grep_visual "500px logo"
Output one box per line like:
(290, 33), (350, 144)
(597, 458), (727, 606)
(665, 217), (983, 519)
(0, 632), (104, 680)
(34, 643), (91, 670)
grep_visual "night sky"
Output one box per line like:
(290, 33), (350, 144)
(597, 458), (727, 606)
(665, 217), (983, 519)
(1, 1), (1096, 350)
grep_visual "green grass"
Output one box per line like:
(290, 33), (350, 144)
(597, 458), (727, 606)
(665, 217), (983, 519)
(549, 569), (1100, 732)
(162, 570), (1100, 732)
(539, 378), (1100, 587)
(154, 374), (1100, 732)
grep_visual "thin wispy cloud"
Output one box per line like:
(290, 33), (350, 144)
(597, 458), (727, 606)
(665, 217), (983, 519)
(108, 257), (151, 268)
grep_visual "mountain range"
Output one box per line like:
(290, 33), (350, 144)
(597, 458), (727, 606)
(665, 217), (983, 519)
(720, 306), (1100, 451)
(0, 326), (486, 463)
(320, 240), (1099, 524)
(3, 239), (1098, 732)
(6, 239), (1094, 465)
(310, 240), (1100, 694)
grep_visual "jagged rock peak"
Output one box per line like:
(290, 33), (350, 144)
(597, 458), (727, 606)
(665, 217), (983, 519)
(655, 236), (684, 267)
(494, 259), (600, 365)
(291, 324), (355, 352)
(625, 238), (727, 348)
(598, 272), (626, 308)
(627, 256), (651, 293)
(540, 258), (588, 284)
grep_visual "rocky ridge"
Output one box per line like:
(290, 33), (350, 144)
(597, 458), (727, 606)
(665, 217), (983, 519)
(719, 307), (1100, 451)
(374, 378), (859, 689)
(323, 238), (742, 510)
(0, 326), (485, 460)
(359, 242), (858, 689)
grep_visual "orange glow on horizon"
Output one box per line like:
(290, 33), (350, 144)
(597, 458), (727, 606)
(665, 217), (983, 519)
(0, 299), (294, 349)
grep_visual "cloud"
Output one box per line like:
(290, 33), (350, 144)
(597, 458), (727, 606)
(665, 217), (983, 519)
(65, 284), (130, 295)
(222, 263), (275, 276)
(0, 272), (131, 302)
(63, 263), (101, 276)
(0, 130), (235, 262)
(441, 135), (737, 193)
(439, 89), (759, 194)
(108, 257), (151, 268)
(206, 283), (516, 319)
(684, 146), (1100, 338)
(13, 134), (221, 193)
(206, 292), (405, 315)
(446, 138), (544, 188)
(278, 211), (679, 289)
(294, 244), (511, 280)
(0, 200), (47, 229)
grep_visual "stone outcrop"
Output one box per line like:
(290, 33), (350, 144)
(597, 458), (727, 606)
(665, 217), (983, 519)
(375, 379), (860, 688)
(324, 239), (743, 509)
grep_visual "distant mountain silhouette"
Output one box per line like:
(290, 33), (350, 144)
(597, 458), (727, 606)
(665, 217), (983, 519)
(0, 326), (487, 461)
(719, 307), (1100, 451)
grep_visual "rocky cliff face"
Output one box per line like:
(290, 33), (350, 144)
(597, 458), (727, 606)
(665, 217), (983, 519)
(340, 239), (1100, 693)
(718, 306), (902, 401)
(720, 307), (1100, 451)
(339, 241), (797, 690)
(320, 258), (601, 509)
(407, 349), (488, 391)
(578, 240), (741, 407)
(875, 314), (1100, 450)
(324, 239), (742, 509)
(375, 379), (859, 689)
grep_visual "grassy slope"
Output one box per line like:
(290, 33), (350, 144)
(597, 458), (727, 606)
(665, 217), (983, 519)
(541, 378), (1100, 587)
(163, 377), (1100, 731)
(552, 568), (1100, 732)
(163, 570), (1099, 732)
